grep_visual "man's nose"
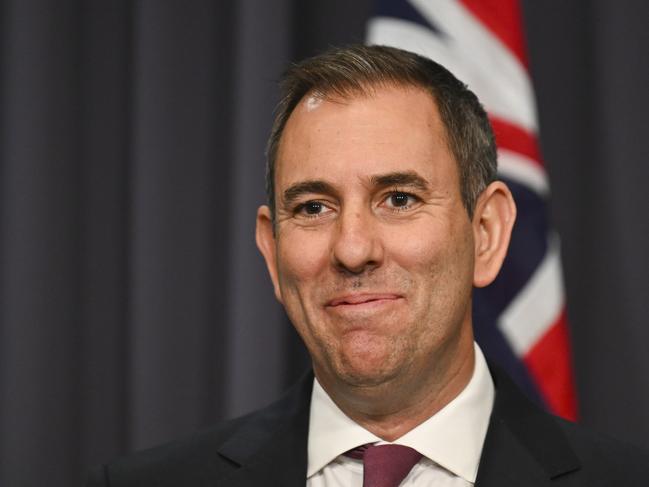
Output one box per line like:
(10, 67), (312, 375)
(331, 207), (384, 274)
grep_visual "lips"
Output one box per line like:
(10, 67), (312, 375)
(327, 293), (402, 307)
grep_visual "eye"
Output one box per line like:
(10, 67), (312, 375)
(304, 201), (324, 214)
(384, 192), (418, 210)
(295, 200), (332, 217)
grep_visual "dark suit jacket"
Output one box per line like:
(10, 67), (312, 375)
(87, 368), (649, 486)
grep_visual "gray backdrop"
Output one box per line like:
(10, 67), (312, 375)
(0, 1), (647, 486)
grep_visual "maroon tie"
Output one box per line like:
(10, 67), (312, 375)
(346, 444), (423, 487)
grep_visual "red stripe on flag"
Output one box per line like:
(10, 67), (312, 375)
(458, 0), (528, 67)
(523, 309), (578, 421)
(489, 115), (543, 167)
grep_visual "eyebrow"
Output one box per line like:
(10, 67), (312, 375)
(370, 171), (430, 191)
(282, 180), (337, 207)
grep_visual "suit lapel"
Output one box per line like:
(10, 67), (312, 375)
(217, 372), (312, 487)
(475, 366), (580, 487)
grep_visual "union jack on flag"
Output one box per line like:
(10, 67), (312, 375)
(367, 0), (578, 420)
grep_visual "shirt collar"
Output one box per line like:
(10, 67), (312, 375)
(307, 342), (494, 482)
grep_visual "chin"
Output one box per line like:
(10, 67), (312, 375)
(336, 348), (404, 388)
(340, 371), (397, 389)
(314, 331), (411, 389)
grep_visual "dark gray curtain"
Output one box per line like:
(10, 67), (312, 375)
(0, 1), (647, 486)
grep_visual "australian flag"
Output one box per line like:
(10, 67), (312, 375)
(367, 0), (578, 420)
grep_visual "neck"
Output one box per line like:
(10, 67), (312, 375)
(316, 334), (475, 441)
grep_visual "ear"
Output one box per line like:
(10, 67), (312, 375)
(472, 181), (517, 288)
(256, 205), (283, 303)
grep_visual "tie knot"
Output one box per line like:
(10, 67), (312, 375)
(347, 444), (422, 487)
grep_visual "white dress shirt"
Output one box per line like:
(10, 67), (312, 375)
(306, 343), (494, 486)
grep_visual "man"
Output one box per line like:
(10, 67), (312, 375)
(88, 45), (648, 486)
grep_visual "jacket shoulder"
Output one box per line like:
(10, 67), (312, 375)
(553, 417), (649, 483)
(88, 372), (313, 487)
(479, 365), (649, 486)
(88, 414), (254, 487)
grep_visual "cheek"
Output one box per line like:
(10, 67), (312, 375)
(385, 221), (474, 305)
(276, 230), (331, 286)
(384, 225), (444, 269)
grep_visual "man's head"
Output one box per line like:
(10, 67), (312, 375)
(256, 45), (516, 424)
(266, 44), (498, 223)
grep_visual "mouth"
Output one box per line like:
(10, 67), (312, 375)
(327, 293), (403, 308)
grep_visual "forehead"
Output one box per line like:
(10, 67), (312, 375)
(275, 84), (457, 190)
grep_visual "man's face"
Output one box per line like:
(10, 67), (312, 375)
(258, 85), (477, 395)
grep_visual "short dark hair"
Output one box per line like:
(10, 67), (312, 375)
(265, 44), (497, 221)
